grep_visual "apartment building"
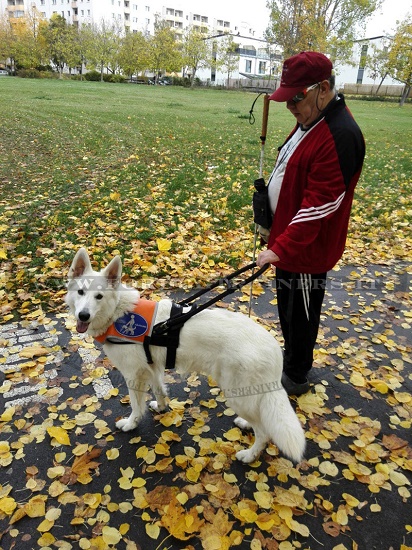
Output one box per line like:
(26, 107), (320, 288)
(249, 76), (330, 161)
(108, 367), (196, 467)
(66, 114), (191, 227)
(1, 0), (273, 82)
(0, 0), (154, 34)
(0, 0), (263, 38)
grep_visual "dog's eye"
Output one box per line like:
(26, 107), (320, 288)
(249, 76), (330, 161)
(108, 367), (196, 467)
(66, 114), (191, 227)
(78, 289), (85, 296)
(95, 293), (103, 300)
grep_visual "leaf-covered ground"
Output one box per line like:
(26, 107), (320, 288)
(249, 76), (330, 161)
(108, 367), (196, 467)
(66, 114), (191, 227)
(0, 264), (411, 549)
(0, 80), (411, 549)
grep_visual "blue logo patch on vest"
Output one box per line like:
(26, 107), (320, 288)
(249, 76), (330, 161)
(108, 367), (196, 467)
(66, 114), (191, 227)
(113, 312), (148, 338)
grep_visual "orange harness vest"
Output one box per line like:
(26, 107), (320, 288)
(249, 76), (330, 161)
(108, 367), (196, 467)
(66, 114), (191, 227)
(94, 299), (158, 345)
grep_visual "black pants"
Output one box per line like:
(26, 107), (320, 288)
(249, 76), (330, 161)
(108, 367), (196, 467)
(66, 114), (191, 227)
(276, 268), (327, 383)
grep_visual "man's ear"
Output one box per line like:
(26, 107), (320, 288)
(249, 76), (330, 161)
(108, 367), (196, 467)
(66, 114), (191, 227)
(319, 79), (332, 96)
(102, 255), (122, 288)
(68, 248), (92, 279)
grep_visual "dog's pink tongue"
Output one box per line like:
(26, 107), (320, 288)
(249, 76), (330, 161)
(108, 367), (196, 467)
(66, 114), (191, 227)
(76, 320), (89, 333)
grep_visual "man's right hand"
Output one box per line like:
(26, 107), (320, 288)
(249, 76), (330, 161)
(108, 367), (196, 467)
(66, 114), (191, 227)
(257, 250), (279, 267)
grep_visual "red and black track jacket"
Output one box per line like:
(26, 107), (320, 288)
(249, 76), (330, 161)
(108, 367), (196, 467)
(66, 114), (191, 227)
(267, 94), (365, 274)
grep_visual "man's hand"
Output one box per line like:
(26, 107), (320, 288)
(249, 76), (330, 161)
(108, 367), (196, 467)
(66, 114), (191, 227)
(257, 250), (279, 267)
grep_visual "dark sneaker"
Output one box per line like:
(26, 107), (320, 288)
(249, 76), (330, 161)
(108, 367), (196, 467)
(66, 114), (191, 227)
(281, 372), (310, 396)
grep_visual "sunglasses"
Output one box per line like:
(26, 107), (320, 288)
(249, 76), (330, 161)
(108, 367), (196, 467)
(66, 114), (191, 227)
(291, 82), (320, 103)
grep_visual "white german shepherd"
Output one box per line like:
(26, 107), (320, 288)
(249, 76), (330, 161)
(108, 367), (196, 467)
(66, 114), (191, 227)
(66, 248), (305, 464)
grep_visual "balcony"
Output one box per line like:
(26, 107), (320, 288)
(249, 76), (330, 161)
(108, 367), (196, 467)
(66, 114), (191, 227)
(237, 48), (256, 57)
(8, 0), (24, 7)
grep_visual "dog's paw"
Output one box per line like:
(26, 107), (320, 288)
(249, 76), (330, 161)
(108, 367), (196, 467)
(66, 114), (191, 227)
(149, 400), (166, 413)
(235, 449), (256, 464)
(116, 417), (139, 432)
(234, 417), (252, 431)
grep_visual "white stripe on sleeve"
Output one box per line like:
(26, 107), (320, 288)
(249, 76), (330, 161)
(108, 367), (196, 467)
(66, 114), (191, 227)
(290, 192), (345, 225)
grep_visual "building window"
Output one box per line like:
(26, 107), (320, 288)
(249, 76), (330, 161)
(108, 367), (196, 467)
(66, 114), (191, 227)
(259, 61), (266, 74)
(356, 44), (368, 84)
(245, 60), (252, 73)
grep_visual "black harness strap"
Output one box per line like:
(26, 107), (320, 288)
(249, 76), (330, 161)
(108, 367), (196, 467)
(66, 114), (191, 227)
(143, 302), (188, 369)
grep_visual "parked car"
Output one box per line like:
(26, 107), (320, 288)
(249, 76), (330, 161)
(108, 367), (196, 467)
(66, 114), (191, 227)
(0, 70), (9, 76)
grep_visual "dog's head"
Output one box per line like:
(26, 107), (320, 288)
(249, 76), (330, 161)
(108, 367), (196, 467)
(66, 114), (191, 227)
(65, 248), (122, 334)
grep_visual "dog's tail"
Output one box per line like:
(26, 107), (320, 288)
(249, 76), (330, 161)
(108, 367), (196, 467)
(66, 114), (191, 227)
(263, 389), (306, 463)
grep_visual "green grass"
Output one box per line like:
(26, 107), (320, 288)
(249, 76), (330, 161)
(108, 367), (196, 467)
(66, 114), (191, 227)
(0, 78), (411, 316)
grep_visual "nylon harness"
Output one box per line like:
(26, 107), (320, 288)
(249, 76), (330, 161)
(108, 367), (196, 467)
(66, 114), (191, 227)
(94, 299), (191, 369)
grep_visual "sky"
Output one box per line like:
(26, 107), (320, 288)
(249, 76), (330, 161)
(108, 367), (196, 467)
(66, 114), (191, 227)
(179, 0), (411, 39)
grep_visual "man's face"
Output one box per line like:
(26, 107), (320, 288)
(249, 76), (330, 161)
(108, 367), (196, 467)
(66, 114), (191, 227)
(286, 83), (322, 128)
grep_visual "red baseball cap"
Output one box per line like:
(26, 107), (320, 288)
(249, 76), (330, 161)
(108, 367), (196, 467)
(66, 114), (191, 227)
(270, 51), (333, 102)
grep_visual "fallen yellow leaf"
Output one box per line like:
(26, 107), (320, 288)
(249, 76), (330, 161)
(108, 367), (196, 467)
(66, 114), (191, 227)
(157, 238), (172, 252)
(145, 523), (160, 540)
(102, 526), (122, 545)
(47, 427), (71, 446)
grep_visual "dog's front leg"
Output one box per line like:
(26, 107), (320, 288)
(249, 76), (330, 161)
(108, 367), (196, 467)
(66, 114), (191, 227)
(116, 379), (147, 432)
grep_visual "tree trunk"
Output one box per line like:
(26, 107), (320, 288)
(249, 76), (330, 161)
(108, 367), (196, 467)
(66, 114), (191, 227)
(375, 73), (388, 95)
(399, 84), (410, 107)
(190, 68), (197, 88)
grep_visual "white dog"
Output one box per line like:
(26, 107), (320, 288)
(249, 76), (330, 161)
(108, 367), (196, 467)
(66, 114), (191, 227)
(65, 248), (305, 464)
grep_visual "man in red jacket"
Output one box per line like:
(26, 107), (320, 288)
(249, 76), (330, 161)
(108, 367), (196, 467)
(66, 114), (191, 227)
(257, 51), (365, 396)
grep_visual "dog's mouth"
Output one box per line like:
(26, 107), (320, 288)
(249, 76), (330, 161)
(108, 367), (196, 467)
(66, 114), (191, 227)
(76, 320), (90, 333)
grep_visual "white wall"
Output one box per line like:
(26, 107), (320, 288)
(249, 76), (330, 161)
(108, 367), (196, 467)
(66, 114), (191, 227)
(335, 36), (400, 89)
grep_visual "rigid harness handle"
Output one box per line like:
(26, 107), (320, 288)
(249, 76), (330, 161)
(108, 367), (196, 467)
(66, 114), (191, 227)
(152, 262), (270, 335)
(179, 261), (267, 306)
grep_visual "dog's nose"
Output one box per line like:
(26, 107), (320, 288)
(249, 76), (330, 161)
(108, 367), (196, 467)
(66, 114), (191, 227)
(79, 311), (90, 322)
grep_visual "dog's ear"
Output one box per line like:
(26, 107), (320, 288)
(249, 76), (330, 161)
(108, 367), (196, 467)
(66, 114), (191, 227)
(102, 255), (122, 288)
(68, 248), (92, 279)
